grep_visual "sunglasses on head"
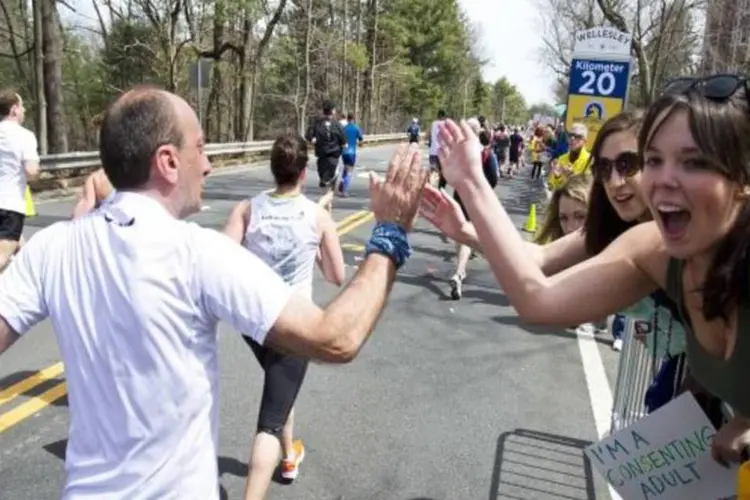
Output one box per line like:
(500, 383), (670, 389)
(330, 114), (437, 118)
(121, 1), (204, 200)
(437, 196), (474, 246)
(592, 151), (640, 182)
(662, 74), (748, 102)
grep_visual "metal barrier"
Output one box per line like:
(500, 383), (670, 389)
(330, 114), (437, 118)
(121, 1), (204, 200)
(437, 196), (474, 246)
(38, 133), (409, 172)
(610, 316), (735, 433)
(610, 317), (655, 433)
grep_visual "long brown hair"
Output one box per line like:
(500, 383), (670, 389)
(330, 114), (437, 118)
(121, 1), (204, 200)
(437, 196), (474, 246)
(535, 174), (593, 244)
(583, 111), (646, 256)
(640, 87), (750, 321)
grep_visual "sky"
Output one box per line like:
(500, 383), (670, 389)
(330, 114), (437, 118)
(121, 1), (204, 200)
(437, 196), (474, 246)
(458, 0), (556, 106)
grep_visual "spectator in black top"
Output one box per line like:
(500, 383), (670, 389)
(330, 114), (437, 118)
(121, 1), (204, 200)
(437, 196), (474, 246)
(508, 127), (524, 175)
(305, 100), (346, 191)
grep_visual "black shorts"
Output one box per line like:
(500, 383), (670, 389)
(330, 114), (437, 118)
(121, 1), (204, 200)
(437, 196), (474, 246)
(0, 209), (25, 241)
(429, 155), (441, 172)
(243, 336), (309, 434)
(317, 156), (340, 187)
(453, 191), (469, 221)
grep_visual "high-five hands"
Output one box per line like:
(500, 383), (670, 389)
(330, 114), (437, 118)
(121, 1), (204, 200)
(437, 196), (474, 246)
(369, 143), (429, 232)
(436, 119), (485, 190)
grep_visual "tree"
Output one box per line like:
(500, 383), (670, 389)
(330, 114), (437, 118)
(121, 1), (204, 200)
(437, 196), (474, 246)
(0, 0), (492, 150)
(536, 0), (604, 103)
(536, 0), (703, 109)
(488, 77), (528, 125)
(528, 103), (558, 117)
(596, 0), (703, 106)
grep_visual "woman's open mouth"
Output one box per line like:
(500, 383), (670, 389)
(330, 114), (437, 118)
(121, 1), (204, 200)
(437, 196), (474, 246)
(613, 193), (634, 204)
(656, 203), (691, 239)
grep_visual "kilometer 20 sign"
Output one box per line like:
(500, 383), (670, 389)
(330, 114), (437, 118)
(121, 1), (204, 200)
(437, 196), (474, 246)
(565, 58), (632, 148)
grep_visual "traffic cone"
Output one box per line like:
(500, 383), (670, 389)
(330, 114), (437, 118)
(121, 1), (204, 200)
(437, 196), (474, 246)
(524, 203), (536, 233)
(24, 186), (36, 217)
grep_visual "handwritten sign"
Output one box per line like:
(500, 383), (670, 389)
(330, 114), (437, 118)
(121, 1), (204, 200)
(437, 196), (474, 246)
(585, 393), (737, 500)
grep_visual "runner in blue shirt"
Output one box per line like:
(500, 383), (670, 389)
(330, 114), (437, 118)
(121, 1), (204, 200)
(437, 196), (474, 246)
(339, 113), (363, 197)
(407, 118), (420, 144)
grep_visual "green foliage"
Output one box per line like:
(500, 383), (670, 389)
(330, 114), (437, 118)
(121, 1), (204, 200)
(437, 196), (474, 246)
(101, 19), (161, 92)
(1, 0), (539, 147)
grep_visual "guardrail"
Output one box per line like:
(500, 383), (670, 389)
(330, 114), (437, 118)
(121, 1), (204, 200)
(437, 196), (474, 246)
(39, 133), (410, 172)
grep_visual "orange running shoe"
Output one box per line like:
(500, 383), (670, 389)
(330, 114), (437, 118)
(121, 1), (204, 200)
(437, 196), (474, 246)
(281, 440), (305, 480)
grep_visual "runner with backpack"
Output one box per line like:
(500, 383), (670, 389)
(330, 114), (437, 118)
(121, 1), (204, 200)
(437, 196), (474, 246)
(305, 100), (346, 204)
(407, 118), (420, 144)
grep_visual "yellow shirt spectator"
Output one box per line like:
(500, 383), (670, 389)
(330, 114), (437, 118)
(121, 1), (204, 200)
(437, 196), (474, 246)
(547, 148), (591, 190)
(530, 136), (543, 163)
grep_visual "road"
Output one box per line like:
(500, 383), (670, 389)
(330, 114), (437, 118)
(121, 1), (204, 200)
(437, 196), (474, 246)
(0, 144), (623, 500)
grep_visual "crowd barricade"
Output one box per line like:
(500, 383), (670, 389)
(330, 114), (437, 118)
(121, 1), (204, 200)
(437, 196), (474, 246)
(609, 317), (660, 433)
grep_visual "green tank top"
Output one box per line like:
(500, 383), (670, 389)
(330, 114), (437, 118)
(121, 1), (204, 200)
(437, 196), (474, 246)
(620, 295), (686, 358)
(666, 257), (750, 416)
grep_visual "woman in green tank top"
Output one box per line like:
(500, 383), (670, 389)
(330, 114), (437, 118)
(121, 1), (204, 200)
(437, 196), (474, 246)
(431, 74), (750, 466)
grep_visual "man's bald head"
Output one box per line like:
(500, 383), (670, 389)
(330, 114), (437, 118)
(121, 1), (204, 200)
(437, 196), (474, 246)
(99, 87), (185, 190)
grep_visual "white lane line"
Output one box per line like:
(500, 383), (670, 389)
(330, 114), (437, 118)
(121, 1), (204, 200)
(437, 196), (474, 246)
(576, 328), (623, 500)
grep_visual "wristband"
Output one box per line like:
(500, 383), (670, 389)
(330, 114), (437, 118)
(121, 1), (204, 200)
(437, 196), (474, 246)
(365, 222), (412, 269)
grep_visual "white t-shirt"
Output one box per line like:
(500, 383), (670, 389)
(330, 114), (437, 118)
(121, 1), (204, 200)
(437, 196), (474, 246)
(429, 120), (443, 157)
(0, 120), (39, 214)
(0, 191), (293, 499)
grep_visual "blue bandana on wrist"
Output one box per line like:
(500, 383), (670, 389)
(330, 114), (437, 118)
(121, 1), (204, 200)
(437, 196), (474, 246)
(365, 221), (412, 269)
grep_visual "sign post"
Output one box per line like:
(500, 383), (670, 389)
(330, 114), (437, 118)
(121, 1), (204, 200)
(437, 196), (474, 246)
(565, 27), (633, 149)
(189, 59), (213, 127)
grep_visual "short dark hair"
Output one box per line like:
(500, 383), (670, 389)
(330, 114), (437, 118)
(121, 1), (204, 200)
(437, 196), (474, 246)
(437, 109), (446, 119)
(0, 89), (20, 119)
(479, 130), (491, 147)
(270, 133), (308, 186)
(99, 87), (184, 190)
(322, 99), (335, 115)
(347, 112), (355, 121)
(583, 110), (644, 256)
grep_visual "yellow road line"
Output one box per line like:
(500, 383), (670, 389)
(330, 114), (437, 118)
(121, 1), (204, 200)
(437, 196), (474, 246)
(337, 212), (374, 235)
(0, 382), (67, 434)
(341, 243), (365, 252)
(336, 210), (370, 231)
(0, 362), (64, 407)
(0, 211), (374, 434)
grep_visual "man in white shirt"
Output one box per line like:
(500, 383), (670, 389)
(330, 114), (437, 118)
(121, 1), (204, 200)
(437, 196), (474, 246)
(428, 109), (447, 189)
(0, 90), (39, 271)
(0, 87), (427, 499)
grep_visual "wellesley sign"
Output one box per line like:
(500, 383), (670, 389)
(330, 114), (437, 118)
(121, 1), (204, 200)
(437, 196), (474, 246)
(574, 27), (633, 57)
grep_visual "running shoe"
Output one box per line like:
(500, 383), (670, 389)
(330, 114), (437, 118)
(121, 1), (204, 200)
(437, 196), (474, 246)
(281, 439), (306, 481)
(450, 274), (463, 300)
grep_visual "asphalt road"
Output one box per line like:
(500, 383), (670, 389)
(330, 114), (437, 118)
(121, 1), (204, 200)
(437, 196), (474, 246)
(0, 144), (622, 500)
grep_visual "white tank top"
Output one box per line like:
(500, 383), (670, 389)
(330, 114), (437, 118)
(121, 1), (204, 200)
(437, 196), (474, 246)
(243, 191), (320, 298)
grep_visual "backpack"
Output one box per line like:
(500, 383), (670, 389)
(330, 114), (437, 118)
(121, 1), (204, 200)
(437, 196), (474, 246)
(312, 118), (344, 157)
(407, 124), (419, 140)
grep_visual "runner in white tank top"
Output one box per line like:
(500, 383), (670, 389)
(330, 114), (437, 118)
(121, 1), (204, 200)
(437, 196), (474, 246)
(244, 191), (319, 298)
(223, 133), (345, 500)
